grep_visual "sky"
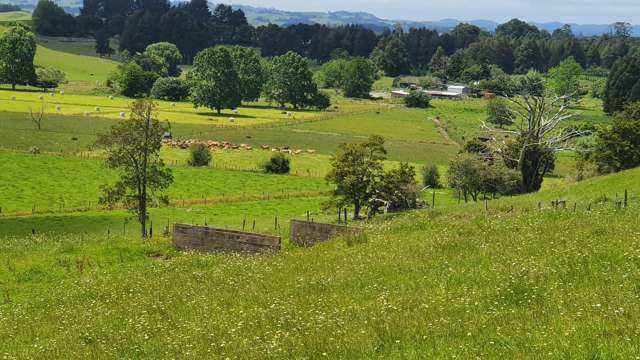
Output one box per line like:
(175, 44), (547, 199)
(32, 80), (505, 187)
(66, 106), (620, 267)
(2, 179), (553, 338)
(233, 0), (640, 24)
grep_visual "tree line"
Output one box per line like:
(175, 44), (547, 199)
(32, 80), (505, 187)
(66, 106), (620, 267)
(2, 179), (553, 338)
(30, 0), (639, 77)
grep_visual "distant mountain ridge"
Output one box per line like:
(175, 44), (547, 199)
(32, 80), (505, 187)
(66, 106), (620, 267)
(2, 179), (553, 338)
(4, 0), (638, 36)
(233, 4), (640, 36)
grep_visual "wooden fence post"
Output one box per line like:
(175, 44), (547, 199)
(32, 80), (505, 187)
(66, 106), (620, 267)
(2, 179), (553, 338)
(624, 189), (628, 208)
(432, 190), (436, 209)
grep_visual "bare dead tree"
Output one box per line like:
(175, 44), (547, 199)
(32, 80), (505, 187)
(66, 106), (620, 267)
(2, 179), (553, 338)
(481, 92), (591, 192)
(28, 105), (45, 131)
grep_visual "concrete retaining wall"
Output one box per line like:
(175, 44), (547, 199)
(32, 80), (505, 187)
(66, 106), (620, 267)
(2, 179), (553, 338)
(173, 224), (281, 253)
(290, 220), (363, 247)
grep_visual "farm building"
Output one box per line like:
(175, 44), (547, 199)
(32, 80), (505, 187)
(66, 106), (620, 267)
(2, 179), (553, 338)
(391, 90), (411, 98)
(446, 85), (470, 95)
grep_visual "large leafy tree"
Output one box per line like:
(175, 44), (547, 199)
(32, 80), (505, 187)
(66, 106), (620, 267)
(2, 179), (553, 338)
(342, 58), (377, 98)
(144, 42), (183, 77)
(230, 46), (267, 102)
(514, 38), (542, 74)
(0, 25), (36, 90)
(96, 100), (173, 240)
(496, 18), (540, 38)
(370, 35), (409, 77)
(317, 57), (376, 98)
(592, 102), (640, 173)
(326, 136), (387, 219)
(486, 97), (513, 128)
(604, 55), (640, 115)
(264, 51), (319, 109)
(548, 56), (583, 101)
(32, 0), (77, 36)
(190, 46), (241, 114)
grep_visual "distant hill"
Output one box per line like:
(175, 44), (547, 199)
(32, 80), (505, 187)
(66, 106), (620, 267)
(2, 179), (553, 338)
(234, 4), (640, 37)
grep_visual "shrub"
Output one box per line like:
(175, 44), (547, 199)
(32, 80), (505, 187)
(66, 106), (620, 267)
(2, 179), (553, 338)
(312, 92), (331, 111)
(422, 164), (441, 188)
(404, 91), (430, 108)
(187, 144), (212, 167)
(486, 97), (513, 128)
(262, 153), (290, 174)
(111, 62), (158, 98)
(151, 77), (190, 101)
(462, 138), (491, 155)
(34, 67), (66, 91)
(592, 102), (640, 173)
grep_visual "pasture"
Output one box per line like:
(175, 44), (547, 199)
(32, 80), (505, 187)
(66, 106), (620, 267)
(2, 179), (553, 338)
(0, 11), (30, 23)
(0, 168), (638, 358)
(0, 89), (332, 126)
(0, 150), (329, 215)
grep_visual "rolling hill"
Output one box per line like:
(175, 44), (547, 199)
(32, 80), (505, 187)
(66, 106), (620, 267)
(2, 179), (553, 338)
(0, 162), (638, 358)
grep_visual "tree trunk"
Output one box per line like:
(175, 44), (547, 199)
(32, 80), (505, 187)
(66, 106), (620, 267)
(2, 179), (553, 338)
(353, 202), (361, 220)
(139, 195), (147, 239)
(139, 108), (152, 240)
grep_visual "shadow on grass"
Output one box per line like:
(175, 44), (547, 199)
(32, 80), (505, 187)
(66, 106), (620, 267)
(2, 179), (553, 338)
(195, 112), (257, 119)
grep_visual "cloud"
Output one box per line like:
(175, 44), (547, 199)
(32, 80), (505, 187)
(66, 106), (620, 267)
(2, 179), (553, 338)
(234, 0), (640, 24)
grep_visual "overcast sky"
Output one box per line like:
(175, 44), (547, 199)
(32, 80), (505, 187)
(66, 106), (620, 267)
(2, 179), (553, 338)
(234, 0), (639, 24)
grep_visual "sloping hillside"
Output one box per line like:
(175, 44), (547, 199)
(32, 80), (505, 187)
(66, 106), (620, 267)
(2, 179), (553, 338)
(0, 169), (638, 358)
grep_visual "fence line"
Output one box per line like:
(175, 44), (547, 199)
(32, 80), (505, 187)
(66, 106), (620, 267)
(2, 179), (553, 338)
(0, 190), (329, 218)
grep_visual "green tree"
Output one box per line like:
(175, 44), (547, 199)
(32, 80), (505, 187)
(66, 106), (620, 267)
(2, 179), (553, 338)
(448, 153), (519, 201)
(262, 152), (291, 174)
(592, 102), (640, 173)
(404, 91), (431, 108)
(343, 58), (377, 98)
(230, 46), (267, 102)
(144, 42), (183, 77)
(514, 38), (542, 73)
(112, 62), (158, 98)
(486, 97), (513, 128)
(326, 136), (387, 219)
(604, 55), (640, 115)
(370, 36), (410, 77)
(429, 46), (448, 73)
(0, 24), (36, 90)
(548, 57), (583, 100)
(95, 28), (114, 57)
(190, 47), (241, 115)
(188, 143), (212, 167)
(32, 0), (76, 36)
(264, 51), (318, 109)
(151, 77), (190, 101)
(96, 100), (174, 240)
(447, 153), (485, 202)
(312, 91), (331, 111)
(316, 58), (349, 88)
(501, 136), (555, 193)
(373, 162), (419, 214)
(422, 164), (441, 189)
(34, 67), (66, 92)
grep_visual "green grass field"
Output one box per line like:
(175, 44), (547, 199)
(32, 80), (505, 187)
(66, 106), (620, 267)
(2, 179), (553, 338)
(1, 167), (638, 358)
(0, 10), (30, 23)
(0, 150), (329, 215)
(0, 89), (333, 126)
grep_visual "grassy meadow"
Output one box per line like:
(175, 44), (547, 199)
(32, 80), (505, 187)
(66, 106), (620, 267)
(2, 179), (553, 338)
(0, 150), (329, 215)
(0, 169), (638, 358)
(1, 28), (634, 357)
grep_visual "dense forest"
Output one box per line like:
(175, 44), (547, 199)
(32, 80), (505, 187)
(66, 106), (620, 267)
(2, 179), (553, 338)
(25, 0), (640, 79)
